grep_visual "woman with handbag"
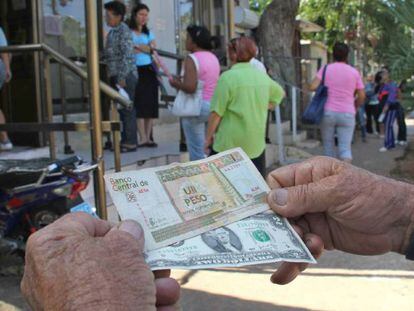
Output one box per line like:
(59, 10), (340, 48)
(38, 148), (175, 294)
(205, 37), (285, 176)
(169, 25), (220, 161)
(130, 3), (159, 148)
(308, 43), (365, 163)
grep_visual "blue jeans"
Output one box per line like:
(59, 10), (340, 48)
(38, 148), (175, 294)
(321, 111), (356, 160)
(110, 72), (138, 146)
(384, 109), (397, 149)
(181, 101), (210, 161)
(357, 106), (366, 139)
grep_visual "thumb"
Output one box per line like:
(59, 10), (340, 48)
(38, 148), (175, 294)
(116, 220), (145, 251)
(267, 180), (334, 218)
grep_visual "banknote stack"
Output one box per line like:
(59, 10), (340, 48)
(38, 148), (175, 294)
(105, 148), (315, 270)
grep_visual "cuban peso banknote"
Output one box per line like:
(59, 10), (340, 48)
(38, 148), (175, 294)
(105, 148), (271, 251)
(146, 211), (316, 270)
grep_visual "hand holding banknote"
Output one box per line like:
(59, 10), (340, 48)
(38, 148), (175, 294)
(21, 213), (180, 311)
(267, 156), (414, 285)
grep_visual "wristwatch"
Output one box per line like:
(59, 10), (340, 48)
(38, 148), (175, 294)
(406, 231), (414, 260)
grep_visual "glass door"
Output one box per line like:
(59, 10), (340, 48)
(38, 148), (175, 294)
(176, 0), (194, 55)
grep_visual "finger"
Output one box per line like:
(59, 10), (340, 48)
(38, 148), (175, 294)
(50, 212), (112, 237)
(154, 270), (171, 279)
(157, 306), (180, 311)
(295, 218), (310, 235)
(270, 262), (301, 285)
(266, 162), (300, 190)
(111, 220), (145, 251)
(270, 234), (324, 285)
(305, 213), (334, 250)
(155, 278), (181, 307)
(266, 156), (342, 189)
(267, 174), (339, 218)
(291, 224), (304, 238)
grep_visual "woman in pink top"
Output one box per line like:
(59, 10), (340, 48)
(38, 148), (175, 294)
(309, 43), (365, 162)
(169, 25), (220, 160)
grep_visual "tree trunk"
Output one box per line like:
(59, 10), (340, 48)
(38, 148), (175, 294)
(257, 0), (300, 86)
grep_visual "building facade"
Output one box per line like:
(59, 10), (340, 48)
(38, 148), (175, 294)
(0, 0), (258, 146)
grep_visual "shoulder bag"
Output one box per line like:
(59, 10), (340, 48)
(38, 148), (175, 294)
(169, 54), (204, 117)
(302, 65), (329, 124)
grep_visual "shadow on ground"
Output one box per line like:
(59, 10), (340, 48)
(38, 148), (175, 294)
(180, 288), (310, 311)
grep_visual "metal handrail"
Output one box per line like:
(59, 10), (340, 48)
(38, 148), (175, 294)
(155, 49), (185, 61)
(0, 44), (131, 108)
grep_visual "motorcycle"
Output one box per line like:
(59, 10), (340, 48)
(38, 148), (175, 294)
(0, 156), (97, 255)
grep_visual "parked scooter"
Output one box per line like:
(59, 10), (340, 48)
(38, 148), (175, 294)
(0, 156), (97, 255)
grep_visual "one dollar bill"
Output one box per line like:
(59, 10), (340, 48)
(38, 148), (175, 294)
(146, 212), (316, 270)
(105, 148), (270, 251)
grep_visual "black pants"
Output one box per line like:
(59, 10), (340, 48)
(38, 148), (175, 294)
(365, 104), (380, 134)
(212, 149), (266, 177)
(396, 103), (407, 142)
(110, 73), (138, 146)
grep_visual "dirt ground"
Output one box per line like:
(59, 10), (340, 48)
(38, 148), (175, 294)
(1, 130), (414, 311)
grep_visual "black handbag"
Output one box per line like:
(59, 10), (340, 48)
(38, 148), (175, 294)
(302, 65), (328, 124)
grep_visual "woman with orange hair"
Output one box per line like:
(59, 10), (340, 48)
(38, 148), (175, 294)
(205, 37), (285, 176)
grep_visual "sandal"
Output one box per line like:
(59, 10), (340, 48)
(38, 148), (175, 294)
(146, 141), (158, 148)
(120, 145), (137, 153)
(137, 142), (148, 148)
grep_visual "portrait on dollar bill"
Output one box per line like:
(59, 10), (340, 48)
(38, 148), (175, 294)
(201, 227), (243, 253)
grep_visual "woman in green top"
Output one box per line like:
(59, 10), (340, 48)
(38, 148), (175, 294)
(205, 37), (285, 176)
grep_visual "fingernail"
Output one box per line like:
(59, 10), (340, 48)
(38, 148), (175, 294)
(305, 239), (312, 246)
(118, 220), (143, 241)
(271, 189), (288, 207)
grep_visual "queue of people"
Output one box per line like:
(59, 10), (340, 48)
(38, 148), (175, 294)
(102, 1), (285, 175)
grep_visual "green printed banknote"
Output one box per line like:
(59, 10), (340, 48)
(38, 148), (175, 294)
(105, 148), (270, 251)
(146, 211), (316, 270)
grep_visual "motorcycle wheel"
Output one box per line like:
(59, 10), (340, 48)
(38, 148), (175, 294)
(30, 198), (70, 230)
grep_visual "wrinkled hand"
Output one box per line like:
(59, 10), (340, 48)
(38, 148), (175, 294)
(21, 213), (180, 310)
(266, 156), (414, 285)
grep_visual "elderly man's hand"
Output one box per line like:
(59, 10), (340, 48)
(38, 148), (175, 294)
(21, 213), (180, 310)
(266, 156), (414, 285)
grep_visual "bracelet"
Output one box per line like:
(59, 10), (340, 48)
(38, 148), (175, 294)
(405, 222), (414, 260)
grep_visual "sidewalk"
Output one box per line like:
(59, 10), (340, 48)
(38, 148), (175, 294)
(172, 116), (414, 311)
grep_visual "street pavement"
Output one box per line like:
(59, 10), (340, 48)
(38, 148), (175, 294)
(171, 131), (414, 311)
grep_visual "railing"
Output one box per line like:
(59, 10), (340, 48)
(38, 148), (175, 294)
(0, 44), (131, 108)
(0, 43), (130, 218)
(267, 73), (308, 165)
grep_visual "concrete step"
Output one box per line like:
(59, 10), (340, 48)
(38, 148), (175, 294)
(265, 143), (313, 168)
(282, 131), (307, 146)
(296, 139), (321, 149)
(153, 121), (181, 143)
(267, 121), (291, 143)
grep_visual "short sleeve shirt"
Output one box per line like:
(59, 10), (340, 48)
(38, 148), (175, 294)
(0, 27), (8, 47)
(211, 63), (285, 158)
(316, 62), (364, 115)
(132, 31), (155, 66)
